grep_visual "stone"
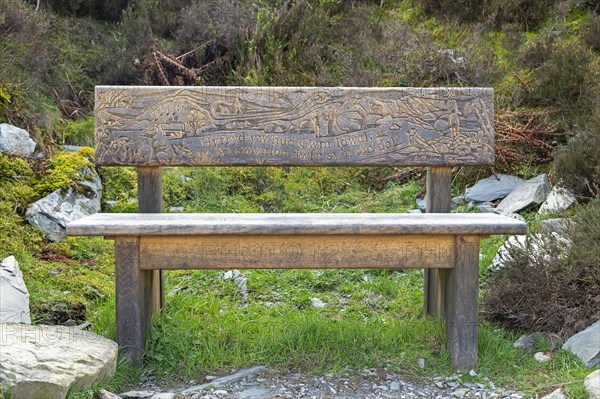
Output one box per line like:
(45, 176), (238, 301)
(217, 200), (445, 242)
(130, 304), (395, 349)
(150, 394), (177, 399)
(477, 203), (496, 213)
(0, 256), (31, 324)
(0, 123), (36, 156)
(98, 390), (121, 399)
(236, 387), (274, 399)
(416, 196), (426, 213)
(488, 232), (570, 272)
(562, 320), (600, 368)
(222, 270), (248, 301)
(25, 166), (101, 242)
(181, 366), (268, 395)
(0, 324), (118, 399)
(390, 381), (401, 391)
(534, 352), (551, 362)
(120, 391), (155, 398)
(496, 174), (551, 214)
(539, 388), (566, 399)
(514, 332), (546, 354)
(464, 174), (523, 203)
(540, 218), (570, 234)
(584, 370), (600, 399)
(539, 185), (576, 214)
(417, 358), (426, 369)
(310, 298), (326, 308)
(62, 145), (84, 153)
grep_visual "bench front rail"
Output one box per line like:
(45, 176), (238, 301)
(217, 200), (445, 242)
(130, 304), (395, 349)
(66, 86), (528, 371)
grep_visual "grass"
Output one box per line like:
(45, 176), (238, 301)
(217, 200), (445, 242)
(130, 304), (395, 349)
(28, 166), (586, 398)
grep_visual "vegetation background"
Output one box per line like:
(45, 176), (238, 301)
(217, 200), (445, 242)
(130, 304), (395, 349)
(0, 0), (599, 397)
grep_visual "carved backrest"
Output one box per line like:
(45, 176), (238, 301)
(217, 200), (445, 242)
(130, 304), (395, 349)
(94, 86), (494, 167)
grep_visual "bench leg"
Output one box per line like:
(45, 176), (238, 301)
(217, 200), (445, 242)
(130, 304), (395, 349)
(115, 237), (160, 365)
(445, 235), (479, 371)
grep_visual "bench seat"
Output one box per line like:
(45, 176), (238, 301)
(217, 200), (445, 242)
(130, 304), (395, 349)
(67, 213), (526, 236)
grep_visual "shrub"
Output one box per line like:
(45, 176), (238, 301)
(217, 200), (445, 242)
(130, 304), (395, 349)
(555, 124), (600, 200)
(482, 198), (600, 336)
(580, 13), (600, 52)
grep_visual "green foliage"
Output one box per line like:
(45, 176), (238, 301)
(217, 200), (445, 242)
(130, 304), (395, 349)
(61, 116), (95, 146)
(98, 166), (138, 211)
(580, 12), (600, 51)
(555, 119), (600, 200)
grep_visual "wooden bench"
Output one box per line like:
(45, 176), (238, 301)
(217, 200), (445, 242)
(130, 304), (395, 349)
(67, 86), (527, 371)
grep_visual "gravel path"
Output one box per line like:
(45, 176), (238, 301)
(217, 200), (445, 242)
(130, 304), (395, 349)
(112, 366), (524, 399)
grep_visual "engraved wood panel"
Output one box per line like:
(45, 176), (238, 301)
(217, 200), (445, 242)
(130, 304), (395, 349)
(95, 86), (494, 167)
(139, 235), (456, 270)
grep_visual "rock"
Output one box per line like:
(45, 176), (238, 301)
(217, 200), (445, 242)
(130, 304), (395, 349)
(222, 270), (248, 301)
(62, 145), (84, 153)
(310, 298), (326, 308)
(25, 166), (101, 242)
(236, 387), (274, 399)
(416, 196), (426, 212)
(120, 391), (155, 398)
(562, 319), (600, 368)
(584, 370), (600, 399)
(390, 381), (401, 391)
(168, 206), (184, 212)
(477, 203), (496, 213)
(0, 123), (36, 156)
(534, 352), (551, 362)
(98, 390), (121, 399)
(181, 366), (268, 395)
(539, 388), (566, 399)
(488, 233), (570, 272)
(417, 358), (426, 369)
(464, 174), (523, 203)
(539, 184), (576, 214)
(0, 324), (118, 399)
(540, 218), (570, 234)
(496, 174), (550, 214)
(151, 394), (177, 399)
(514, 332), (546, 354)
(0, 256), (31, 324)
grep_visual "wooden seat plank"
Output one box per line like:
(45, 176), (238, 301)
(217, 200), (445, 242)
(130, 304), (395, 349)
(67, 213), (527, 237)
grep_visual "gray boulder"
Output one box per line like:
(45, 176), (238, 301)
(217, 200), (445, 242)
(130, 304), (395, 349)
(585, 370), (600, 399)
(562, 320), (600, 368)
(0, 324), (118, 399)
(25, 167), (101, 242)
(496, 174), (550, 213)
(464, 174), (523, 203)
(539, 184), (576, 214)
(0, 256), (31, 324)
(0, 123), (36, 156)
(539, 389), (566, 399)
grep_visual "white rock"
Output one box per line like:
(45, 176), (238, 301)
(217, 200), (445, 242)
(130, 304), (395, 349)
(150, 394), (177, 399)
(496, 174), (551, 214)
(539, 388), (566, 399)
(221, 270), (248, 301)
(98, 390), (121, 399)
(488, 233), (570, 272)
(310, 298), (327, 308)
(562, 320), (600, 368)
(0, 256), (31, 324)
(0, 123), (36, 156)
(534, 352), (551, 362)
(181, 366), (268, 395)
(0, 324), (118, 399)
(120, 391), (155, 398)
(417, 358), (426, 369)
(25, 166), (101, 242)
(584, 370), (600, 399)
(539, 185), (576, 214)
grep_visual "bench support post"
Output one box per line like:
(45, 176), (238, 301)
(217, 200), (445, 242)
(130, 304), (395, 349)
(138, 166), (165, 309)
(424, 166), (452, 318)
(115, 237), (154, 365)
(445, 235), (479, 371)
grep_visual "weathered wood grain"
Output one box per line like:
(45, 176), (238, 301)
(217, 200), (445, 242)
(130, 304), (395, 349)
(445, 235), (480, 371)
(138, 235), (455, 270)
(114, 237), (151, 366)
(137, 166), (165, 310)
(424, 167), (453, 318)
(67, 213), (528, 237)
(95, 86), (494, 167)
